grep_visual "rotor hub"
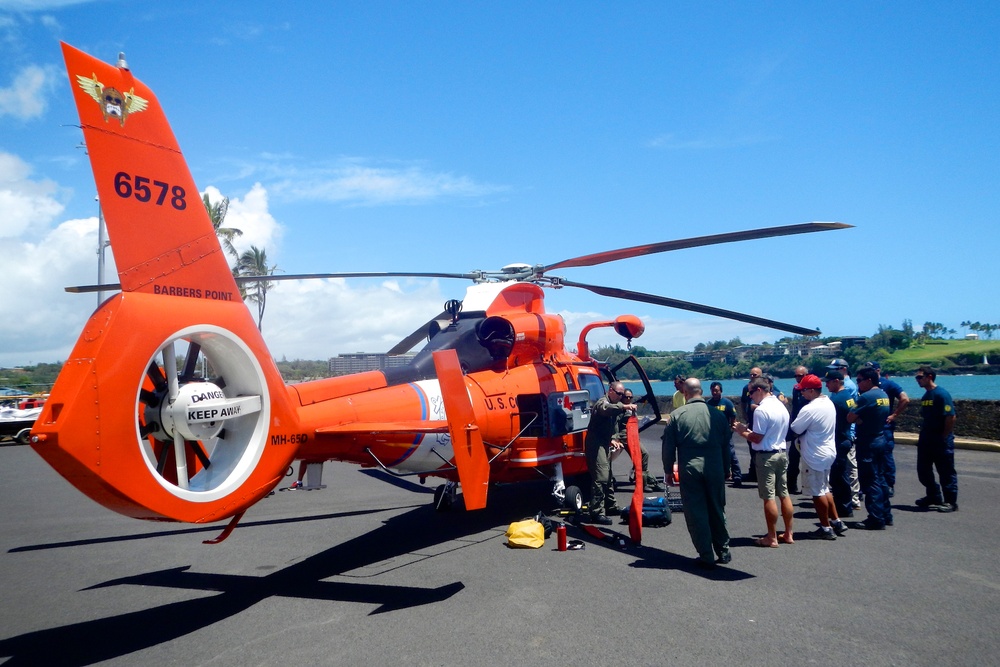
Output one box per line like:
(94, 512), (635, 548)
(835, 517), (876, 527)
(159, 381), (262, 442)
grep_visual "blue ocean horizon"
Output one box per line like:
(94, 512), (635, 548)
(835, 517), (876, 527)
(623, 374), (1000, 401)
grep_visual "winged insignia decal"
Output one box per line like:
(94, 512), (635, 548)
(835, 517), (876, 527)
(76, 72), (149, 126)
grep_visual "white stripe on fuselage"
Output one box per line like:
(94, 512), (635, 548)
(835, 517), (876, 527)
(390, 379), (455, 474)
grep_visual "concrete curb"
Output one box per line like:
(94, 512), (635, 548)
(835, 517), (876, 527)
(893, 432), (1000, 453)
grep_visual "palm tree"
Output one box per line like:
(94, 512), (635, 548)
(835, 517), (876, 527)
(203, 192), (246, 295)
(203, 193), (242, 259)
(237, 245), (277, 331)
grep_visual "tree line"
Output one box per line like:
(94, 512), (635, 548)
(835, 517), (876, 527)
(594, 318), (999, 382)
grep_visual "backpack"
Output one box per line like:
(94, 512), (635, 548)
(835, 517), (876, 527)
(620, 495), (672, 527)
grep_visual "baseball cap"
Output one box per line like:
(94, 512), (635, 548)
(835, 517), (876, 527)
(824, 370), (844, 382)
(826, 358), (849, 370)
(864, 361), (881, 371)
(794, 374), (823, 390)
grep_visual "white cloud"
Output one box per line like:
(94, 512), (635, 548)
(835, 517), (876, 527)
(0, 150), (65, 238)
(0, 64), (56, 120)
(203, 183), (282, 259)
(0, 216), (107, 366)
(0, 1), (91, 10)
(257, 157), (505, 206)
(260, 279), (446, 360)
(646, 133), (774, 150)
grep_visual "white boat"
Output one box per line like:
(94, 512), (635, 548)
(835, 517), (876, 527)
(0, 405), (42, 445)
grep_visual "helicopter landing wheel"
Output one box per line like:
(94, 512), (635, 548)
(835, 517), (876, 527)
(563, 485), (583, 511)
(434, 482), (457, 511)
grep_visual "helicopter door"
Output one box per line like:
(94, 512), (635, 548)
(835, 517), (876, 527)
(609, 355), (662, 432)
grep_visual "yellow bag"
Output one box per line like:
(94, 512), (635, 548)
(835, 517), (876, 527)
(505, 519), (546, 549)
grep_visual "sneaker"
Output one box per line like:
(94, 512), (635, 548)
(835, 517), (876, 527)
(851, 499), (862, 510)
(589, 514), (613, 526)
(715, 551), (732, 565)
(934, 502), (959, 513)
(915, 496), (943, 509)
(850, 520), (885, 531)
(888, 486), (895, 498)
(813, 527), (837, 541)
(831, 520), (848, 536)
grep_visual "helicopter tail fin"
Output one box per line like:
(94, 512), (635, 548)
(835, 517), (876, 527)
(61, 41), (236, 296)
(29, 44), (298, 524)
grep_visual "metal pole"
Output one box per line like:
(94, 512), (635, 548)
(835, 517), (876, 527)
(97, 195), (107, 306)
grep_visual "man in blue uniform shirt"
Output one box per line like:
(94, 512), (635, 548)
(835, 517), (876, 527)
(825, 371), (856, 519)
(827, 359), (860, 508)
(707, 381), (741, 486)
(846, 367), (892, 530)
(915, 366), (958, 512)
(864, 361), (910, 498)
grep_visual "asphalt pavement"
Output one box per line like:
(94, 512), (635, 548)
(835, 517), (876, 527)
(1, 428), (998, 666)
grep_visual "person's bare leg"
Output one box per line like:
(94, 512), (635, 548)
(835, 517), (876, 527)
(826, 492), (840, 522)
(815, 494), (831, 527)
(758, 499), (780, 547)
(778, 495), (794, 543)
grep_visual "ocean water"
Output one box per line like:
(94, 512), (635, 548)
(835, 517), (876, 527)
(624, 374), (1000, 401)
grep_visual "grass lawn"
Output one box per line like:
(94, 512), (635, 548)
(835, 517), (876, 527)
(887, 339), (1000, 368)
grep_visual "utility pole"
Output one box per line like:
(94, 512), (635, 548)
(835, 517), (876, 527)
(96, 195), (109, 306)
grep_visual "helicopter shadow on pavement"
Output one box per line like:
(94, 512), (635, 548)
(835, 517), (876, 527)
(0, 491), (542, 667)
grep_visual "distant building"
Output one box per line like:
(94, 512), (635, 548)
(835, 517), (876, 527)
(329, 353), (416, 375)
(966, 333), (980, 340)
(808, 344), (838, 358)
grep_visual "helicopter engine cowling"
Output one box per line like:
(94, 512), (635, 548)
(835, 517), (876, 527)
(477, 311), (567, 364)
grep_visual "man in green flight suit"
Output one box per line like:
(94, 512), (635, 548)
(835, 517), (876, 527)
(585, 381), (635, 525)
(617, 388), (665, 493)
(662, 377), (732, 568)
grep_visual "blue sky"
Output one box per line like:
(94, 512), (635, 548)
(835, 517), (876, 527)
(1, 1), (998, 366)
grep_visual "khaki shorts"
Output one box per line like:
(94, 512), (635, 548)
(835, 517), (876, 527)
(755, 450), (789, 500)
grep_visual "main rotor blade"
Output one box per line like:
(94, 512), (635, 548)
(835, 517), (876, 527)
(65, 271), (478, 294)
(235, 271), (478, 284)
(386, 310), (450, 356)
(544, 222), (851, 272)
(560, 279), (820, 336)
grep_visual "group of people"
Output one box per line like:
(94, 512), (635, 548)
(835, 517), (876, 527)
(585, 360), (959, 569)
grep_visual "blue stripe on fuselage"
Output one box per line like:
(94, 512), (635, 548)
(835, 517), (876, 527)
(385, 382), (426, 467)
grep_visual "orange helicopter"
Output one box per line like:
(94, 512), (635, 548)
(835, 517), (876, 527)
(30, 43), (849, 541)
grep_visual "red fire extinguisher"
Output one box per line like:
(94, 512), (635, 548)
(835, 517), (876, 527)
(557, 522), (567, 551)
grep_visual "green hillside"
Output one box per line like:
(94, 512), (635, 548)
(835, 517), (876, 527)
(885, 339), (1000, 371)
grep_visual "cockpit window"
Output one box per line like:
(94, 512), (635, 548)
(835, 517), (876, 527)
(577, 373), (605, 404)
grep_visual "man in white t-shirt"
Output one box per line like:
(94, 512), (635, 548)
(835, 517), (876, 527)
(733, 377), (792, 548)
(789, 374), (848, 540)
